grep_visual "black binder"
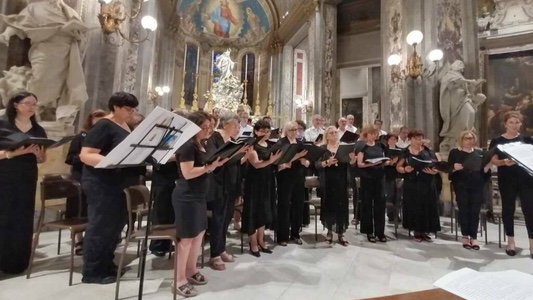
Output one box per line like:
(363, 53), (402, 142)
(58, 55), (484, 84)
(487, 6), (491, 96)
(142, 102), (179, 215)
(462, 152), (484, 172)
(386, 148), (404, 158)
(301, 143), (328, 162)
(315, 133), (323, 143)
(0, 132), (74, 150)
(273, 144), (301, 165)
(270, 128), (280, 140)
(335, 143), (356, 163)
(340, 131), (359, 143)
(204, 140), (246, 164)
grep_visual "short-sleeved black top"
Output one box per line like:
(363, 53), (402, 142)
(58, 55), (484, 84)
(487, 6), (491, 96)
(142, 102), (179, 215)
(447, 148), (487, 183)
(360, 143), (386, 179)
(82, 118), (136, 187)
(0, 116), (47, 168)
(489, 135), (533, 178)
(176, 139), (208, 187)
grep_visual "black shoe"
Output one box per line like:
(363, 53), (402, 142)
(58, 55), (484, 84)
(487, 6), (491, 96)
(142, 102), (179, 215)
(259, 245), (273, 254)
(152, 251), (166, 257)
(377, 236), (387, 243)
(367, 235), (376, 243)
(82, 275), (116, 285)
(505, 248), (517, 256)
(249, 243), (261, 257)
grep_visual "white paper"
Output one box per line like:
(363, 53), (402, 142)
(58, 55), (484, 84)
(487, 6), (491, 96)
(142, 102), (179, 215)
(497, 142), (533, 175)
(365, 157), (390, 164)
(434, 268), (533, 300)
(96, 106), (200, 168)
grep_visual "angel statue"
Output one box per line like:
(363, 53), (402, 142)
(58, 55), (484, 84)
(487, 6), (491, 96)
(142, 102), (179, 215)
(215, 49), (235, 82)
(439, 60), (486, 152)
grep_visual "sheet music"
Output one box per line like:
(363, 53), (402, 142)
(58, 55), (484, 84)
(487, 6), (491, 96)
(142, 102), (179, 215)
(96, 107), (200, 168)
(497, 142), (533, 175)
(434, 268), (533, 300)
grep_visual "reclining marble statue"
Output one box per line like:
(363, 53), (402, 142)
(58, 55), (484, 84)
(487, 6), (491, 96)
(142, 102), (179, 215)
(0, 0), (90, 135)
(439, 60), (486, 152)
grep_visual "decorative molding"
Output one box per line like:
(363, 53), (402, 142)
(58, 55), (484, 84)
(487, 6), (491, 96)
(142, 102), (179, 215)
(322, 5), (336, 122)
(387, 0), (404, 129)
(437, 0), (464, 66)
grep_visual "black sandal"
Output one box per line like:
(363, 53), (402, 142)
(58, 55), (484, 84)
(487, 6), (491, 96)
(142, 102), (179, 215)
(187, 272), (208, 285)
(367, 235), (376, 243)
(338, 236), (349, 247)
(325, 233), (333, 245)
(75, 241), (83, 256)
(462, 237), (471, 250)
(291, 238), (303, 245)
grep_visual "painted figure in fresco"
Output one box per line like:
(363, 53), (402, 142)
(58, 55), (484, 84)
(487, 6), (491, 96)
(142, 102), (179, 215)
(246, 7), (261, 37)
(0, 0), (88, 122)
(205, 0), (239, 38)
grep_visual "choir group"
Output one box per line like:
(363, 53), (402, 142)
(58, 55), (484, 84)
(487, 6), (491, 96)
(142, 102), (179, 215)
(1, 91), (532, 298)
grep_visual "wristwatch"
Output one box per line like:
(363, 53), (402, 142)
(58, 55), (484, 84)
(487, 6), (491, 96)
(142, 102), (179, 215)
(204, 165), (212, 173)
(5, 151), (13, 159)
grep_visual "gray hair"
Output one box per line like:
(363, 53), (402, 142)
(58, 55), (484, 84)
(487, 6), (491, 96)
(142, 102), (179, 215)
(218, 111), (239, 129)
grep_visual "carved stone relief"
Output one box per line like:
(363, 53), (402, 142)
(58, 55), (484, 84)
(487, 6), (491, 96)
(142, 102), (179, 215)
(387, 0), (404, 129)
(437, 0), (464, 66)
(323, 5), (336, 122)
(124, 17), (141, 93)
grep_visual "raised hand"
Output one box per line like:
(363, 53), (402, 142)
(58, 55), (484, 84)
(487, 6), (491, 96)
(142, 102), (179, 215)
(269, 150), (282, 163)
(404, 165), (414, 173)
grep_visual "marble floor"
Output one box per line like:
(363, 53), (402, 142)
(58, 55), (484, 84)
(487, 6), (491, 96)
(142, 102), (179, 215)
(1, 218), (532, 300)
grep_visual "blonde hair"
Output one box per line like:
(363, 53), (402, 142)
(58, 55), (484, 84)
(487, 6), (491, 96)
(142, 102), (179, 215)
(360, 125), (378, 137)
(281, 121), (296, 137)
(322, 126), (338, 145)
(456, 130), (477, 148)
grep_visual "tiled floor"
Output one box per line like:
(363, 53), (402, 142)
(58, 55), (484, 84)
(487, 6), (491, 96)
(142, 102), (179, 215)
(1, 219), (532, 300)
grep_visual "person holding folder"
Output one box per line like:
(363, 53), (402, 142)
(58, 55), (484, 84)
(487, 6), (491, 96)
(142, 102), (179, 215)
(206, 112), (249, 270)
(79, 92), (139, 284)
(242, 120), (282, 257)
(276, 121), (309, 246)
(383, 134), (402, 223)
(172, 111), (229, 297)
(316, 126), (354, 246)
(489, 112), (533, 258)
(448, 130), (492, 250)
(396, 130), (441, 242)
(0, 92), (47, 274)
(356, 126), (390, 243)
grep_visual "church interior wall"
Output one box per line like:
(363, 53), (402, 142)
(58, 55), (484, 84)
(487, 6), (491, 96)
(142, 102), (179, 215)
(337, 31), (381, 69)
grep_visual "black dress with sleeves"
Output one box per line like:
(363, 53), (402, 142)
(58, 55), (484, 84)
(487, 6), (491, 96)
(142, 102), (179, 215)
(0, 116), (47, 274)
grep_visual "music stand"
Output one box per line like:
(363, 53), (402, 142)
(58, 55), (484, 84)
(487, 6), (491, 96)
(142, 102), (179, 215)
(497, 142), (533, 176)
(96, 107), (200, 300)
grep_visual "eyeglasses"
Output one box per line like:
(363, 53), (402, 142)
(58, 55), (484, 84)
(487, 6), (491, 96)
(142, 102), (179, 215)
(123, 107), (137, 113)
(463, 136), (474, 140)
(200, 126), (210, 131)
(18, 102), (38, 107)
(297, 128), (304, 131)
(287, 129), (297, 132)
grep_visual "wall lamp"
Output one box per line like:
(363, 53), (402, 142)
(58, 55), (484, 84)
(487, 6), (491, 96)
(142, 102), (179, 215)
(97, 0), (158, 44)
(387, 30), (443, 81)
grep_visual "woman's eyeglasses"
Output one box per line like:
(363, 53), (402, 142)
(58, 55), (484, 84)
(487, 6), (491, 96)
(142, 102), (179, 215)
(18, 102), (38, 107)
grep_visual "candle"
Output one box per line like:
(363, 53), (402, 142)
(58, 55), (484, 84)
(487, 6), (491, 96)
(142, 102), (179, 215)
(183, 44), (187, 73)
(196, 46), (200, 74)
(269, 56), (272, 81)
(244, 54), (248, 81)
(257, 54), (261, 83)
(210, 50), (214, 77)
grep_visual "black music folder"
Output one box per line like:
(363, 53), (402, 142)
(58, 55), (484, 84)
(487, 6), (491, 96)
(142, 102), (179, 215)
(204, 140), (246, 164)
(273, 143), (301, 165)
(0, 132), (74, 150)
(301, 143), (328, 162)
(340, 131), (359, 143)
(462, 152), (484, 172)
(386, 148), (404, 158)
(433, 161), (453, 173)
(237, 136), (260, 146)
(315, 133), (323, 143)
(335, 143), (356, 163)
(408, 156), (434, 170)
(270, 128), (280, 140)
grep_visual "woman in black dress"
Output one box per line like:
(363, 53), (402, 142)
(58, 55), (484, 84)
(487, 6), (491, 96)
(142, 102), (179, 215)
(79, 92), (139, 284)
(276, 121), (309, 246)
(316, 126), (352, 246)
(396, 130), (441, 242)
(206, 112), (248, 270)
(357, 126), (390, 243)
(489, 112), (533, 258)
(242, 120), (282, 257)
(172, 111), (228, 297)
(65, 109), (106, 255)
(448, 130), (492, 250)
(383, 134), (401, 223)
(0, 92), (47, 274)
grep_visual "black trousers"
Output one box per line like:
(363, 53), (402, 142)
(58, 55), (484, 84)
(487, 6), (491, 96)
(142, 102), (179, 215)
(383, 179), (397, 220)
(149, 184), (175, 253)
(498, 174), (533, 239)
(82, 180), (127, 278)
(0, 166), (37, 274)
(360, 177), (386, 237)
(348, 167), (359, 220)
(453, 182), (483, 239)
(277, 177), (305, 242)
(208, 192), (235, 258)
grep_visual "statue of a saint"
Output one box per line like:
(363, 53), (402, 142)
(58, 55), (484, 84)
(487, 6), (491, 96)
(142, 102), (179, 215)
(0, 0), (89, 124)
(215, 49), (235, 82)
(439, 60), (486, 152)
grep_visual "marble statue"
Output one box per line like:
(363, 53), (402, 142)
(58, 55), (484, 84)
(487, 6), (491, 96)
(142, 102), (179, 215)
(215, 49), (235, 82)
(0, 0), (89, 129)
(0, 66), (32, 108)
(439, 60), (486, 152)
(210, 49), (243, 112)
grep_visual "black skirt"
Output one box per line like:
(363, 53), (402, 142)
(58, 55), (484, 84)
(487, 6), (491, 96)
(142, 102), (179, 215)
(172, 180), (208, 239)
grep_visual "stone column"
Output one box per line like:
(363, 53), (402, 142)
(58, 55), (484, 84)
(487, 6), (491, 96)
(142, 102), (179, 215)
(280, 45), (294, 122)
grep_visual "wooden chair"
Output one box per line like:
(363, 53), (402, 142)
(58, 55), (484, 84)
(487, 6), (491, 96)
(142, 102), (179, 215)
(304, 176), (321, 241)
(115, 185), (178, 300)
(27, 174), (88, 286)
